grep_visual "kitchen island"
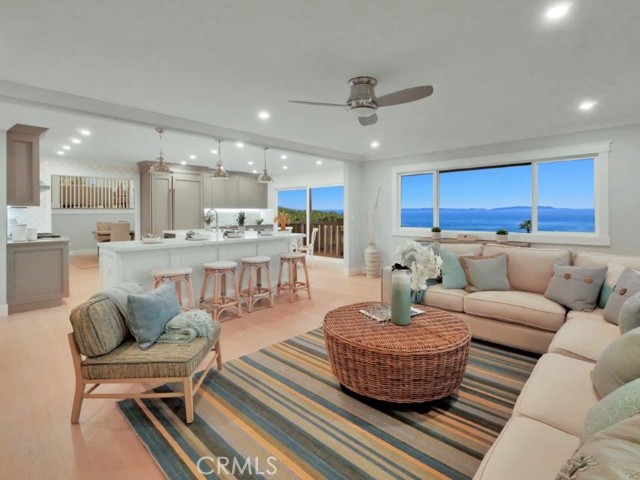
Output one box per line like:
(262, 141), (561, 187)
(99, 231), (304, 290)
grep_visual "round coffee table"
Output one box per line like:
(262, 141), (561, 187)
(323, 302), (471, 403)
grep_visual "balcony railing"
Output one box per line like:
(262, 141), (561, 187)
(290, 221), (344, 258)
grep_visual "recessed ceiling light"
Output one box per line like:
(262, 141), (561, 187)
(79, 129), (91, 136)
(282, 165), (288, 170)
(189, 155), (196, 160)
(370, 141), (380, 148)
(180, 161), (187, 165)
(211, 149), (218, 154)
(56, 151), (64, 155)
(579, 100), (597, 111)
(71, 138), (81, 144)
(316, 160), (323, 165)
(252, 169), (258, 174)
(546, 2), (571, 20)
(236, 142), (244, 148)
(62, 145), (71, 150)
(258, 111), (270, 120)
(281, 154), (287, 160)
(248, 161), (254, 165)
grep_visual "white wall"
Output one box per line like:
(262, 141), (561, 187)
(362, 123), (640, 267)
(0, 130), (7, 315)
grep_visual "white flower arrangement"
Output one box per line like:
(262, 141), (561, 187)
(395, 240), (442, 292)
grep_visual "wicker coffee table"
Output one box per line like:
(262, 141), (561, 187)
(324, 302), (471, 403)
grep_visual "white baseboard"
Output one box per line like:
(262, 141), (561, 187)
(0, 304), (8, 317)
(343, 265), (363, 276)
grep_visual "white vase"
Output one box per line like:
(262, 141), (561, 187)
(432, 232), (442, 240)
(364, 244), (381, 279)
(497, 234), (508, 243)
(238, 226), (246, 233)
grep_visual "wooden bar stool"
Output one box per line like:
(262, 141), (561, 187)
(151, 267), (195, 310)
(199, 261), (242, 321)
(239, 256), (274, 313)
(277, 252), (311, 303)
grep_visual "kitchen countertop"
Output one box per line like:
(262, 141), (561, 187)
(99, 231), (303, 253)
(7, 236), (71, 245)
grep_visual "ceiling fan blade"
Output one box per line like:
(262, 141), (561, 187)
(376, 85), (434, 107)
(288, 100), (346, 107)
(358, 113), (378, 126)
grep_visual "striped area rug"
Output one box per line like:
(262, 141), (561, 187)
(118, 329), (538, 480)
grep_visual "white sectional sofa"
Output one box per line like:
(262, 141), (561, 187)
(382, 245), (640, 479)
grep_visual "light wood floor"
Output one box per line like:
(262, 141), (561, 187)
(0, 257), (379, 479)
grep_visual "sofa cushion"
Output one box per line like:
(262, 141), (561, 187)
(603, 268), (640, 324)
(591, 327), (640, 398)
(464, 291), (566, 332)
(548, 310), (620, 362)
(70, 296), (129, 357)
(581, 378), (640, 443)
(439, 250), (468, 289)
(483, 244), (571, 294)
(514, 353), (598, 436)
(543, 264), (607, 312)
(557, 415), (640, 480)
(619, 292), (640, 334)
(81, 336), (217, 379)
(423, 283), (467, 312)
(460, 254), (511, 292)
(473, 416), (579, 480)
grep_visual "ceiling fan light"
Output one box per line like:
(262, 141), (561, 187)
(349, 105), (377, 118)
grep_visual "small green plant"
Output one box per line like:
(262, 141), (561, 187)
(496, 229), (509, 235)
(431, 226), (442, 233)
(255, 218), (264, 225)
(519, 219), (532, 233)
(236, 211), (246, 227)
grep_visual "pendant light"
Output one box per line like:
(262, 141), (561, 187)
(257, 147), (274, 183)
(149, 127), (172, 173)
(211, 139), (229, 180)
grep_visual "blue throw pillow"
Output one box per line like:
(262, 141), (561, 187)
(440, 250), (468, 289)
(126, 282), (181, 349)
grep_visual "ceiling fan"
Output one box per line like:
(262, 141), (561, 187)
(288, 76), (434, 126)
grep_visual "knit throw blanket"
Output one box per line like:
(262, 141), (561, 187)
(157, 310), (219, 344)
(89, 282), (145, 325)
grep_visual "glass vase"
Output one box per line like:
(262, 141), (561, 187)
(391, 269), (412, 326)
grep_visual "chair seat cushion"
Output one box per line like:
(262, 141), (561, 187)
(424, 284), (467, 312)
(548, 310), (620, 362)
(241, 256), (271, 264)
(81, 337), (216, 379)
(204, 260), (238, 270)
(464, 291), (566, 332)
(281, 252), (306, 260)
(473, 416), (579, 480)
(514, 353), (598, 436)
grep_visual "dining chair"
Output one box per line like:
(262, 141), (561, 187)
(108, 222), (131, 242)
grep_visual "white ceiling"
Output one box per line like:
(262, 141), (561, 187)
(1, 0), (639, 160)
(0, 102), (342, 175)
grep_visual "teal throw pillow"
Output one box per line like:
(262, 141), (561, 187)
(460, 254), (511, 293)
(126, 282), (181, 350)
(591, 327), (640, 398)
(619, 292), (640, 334)
(440, 250), (468, 290)
(581, 378), (640, 443)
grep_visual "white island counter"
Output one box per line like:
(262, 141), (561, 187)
(99, 231), (304, 290)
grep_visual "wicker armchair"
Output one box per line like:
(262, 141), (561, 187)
(68, 295), (222, 424)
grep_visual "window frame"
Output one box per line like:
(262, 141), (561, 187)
(391, 142), (611, 246)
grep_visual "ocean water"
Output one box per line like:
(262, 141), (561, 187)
(401, 207), (595, 233)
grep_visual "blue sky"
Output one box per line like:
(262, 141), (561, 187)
(401, 159), (594, 210)
(278, 186), (344, 211)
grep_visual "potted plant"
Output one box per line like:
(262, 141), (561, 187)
(236, 211), (246, 233)
(203, 209), (215, 229)
(496, 229), (509, 243)
(274, 212), (290, 231)
(519, 219), (532, 233)
(431, 226), (442, 240)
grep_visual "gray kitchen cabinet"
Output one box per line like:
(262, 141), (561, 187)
(6, 124), (48, 207)
(223, 178), (238, 207)
(236, 176), (255, 208)
(149, 173), (173, 235)
(173, 172), (203, 230)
